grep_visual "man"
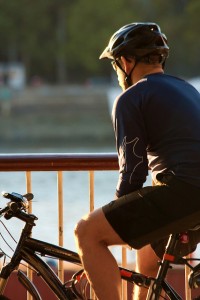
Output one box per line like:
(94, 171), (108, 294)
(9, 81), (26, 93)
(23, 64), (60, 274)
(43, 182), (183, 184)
(74, 22), (200, 299)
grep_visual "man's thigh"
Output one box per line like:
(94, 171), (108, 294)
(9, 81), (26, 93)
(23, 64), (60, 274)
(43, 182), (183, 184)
(102, 180), (200, 250)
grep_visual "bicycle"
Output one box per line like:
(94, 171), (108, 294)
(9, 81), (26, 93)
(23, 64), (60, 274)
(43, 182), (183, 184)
(0, 192), (200, 299)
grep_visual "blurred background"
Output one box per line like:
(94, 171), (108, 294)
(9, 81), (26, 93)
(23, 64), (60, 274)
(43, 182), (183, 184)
(0, 0), (199, 153)
(0, 0), (200, 266)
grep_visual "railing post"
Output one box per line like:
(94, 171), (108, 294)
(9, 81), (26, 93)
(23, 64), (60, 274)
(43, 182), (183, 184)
(185, 254), (192, 300)
(57, 171), (64, 283)
(89, 170), (97, 299)
(122, 247), (127, 300)
(26, 171), (33, 300)
(89, 171), (94, 212)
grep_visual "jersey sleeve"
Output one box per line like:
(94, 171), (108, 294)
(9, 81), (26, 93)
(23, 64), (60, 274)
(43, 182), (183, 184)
(112, 92), (148, 198)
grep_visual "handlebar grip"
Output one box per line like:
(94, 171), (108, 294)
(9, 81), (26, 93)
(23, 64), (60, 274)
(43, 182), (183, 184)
(2, 192), (23, 201)
(2, 192), (34, 202)
(23, 193), (34, 201)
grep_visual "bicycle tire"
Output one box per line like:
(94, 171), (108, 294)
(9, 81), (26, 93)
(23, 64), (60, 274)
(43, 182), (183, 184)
(17, 270), (42, 300)
(0, 271), (41, 300)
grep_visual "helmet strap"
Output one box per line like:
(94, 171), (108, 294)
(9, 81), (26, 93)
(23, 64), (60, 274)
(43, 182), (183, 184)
(115, 58), (137, 87)
(125, 61), (137, 87)
(125, 73), (132, 87)
(162, 58), (167, 70)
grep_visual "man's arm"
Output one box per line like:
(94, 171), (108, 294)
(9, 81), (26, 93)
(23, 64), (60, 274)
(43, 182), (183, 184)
(112, 94), (148, 198)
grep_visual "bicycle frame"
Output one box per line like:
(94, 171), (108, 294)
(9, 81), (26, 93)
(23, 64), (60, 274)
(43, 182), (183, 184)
(0, 223), (183, 300)
(146, 278), (182, 300)
(0, 192), (198, 300)
(146, 233), (183, 300)
(0, 209), (81, 300)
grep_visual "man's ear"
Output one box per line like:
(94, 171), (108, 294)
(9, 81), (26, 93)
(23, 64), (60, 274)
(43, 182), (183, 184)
(120, 56), (127, 71)
(120, 56), (132, 73)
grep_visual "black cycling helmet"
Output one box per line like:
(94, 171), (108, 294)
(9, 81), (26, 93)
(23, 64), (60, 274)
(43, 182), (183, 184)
(99, 22), (169, 60)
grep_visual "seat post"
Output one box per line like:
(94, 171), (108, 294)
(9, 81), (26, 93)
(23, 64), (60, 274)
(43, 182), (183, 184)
(146, 233), (180, 299)
(157, 233), (180, 279)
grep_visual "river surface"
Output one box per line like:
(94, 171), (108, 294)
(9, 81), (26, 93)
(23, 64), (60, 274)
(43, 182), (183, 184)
(0, 146), (153, 265)
(1, 145), (200, 265)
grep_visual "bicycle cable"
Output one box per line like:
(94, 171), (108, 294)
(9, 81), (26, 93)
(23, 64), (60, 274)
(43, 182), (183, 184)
(0, 220), (37, 272)
(0, 220), (17, 243)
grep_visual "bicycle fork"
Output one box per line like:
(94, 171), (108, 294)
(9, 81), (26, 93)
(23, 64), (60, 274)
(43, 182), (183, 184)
(0, 277), (7, 295)
(0, 259), (20, 296)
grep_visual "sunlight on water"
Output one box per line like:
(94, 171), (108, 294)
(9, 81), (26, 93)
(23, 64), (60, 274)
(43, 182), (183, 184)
(0, 170), (153, 264)
(1, 169), (199, 265)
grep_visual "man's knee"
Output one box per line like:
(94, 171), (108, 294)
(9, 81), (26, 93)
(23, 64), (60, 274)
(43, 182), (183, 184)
(74, 216), (90, 245)
(74, 211), (102, 248)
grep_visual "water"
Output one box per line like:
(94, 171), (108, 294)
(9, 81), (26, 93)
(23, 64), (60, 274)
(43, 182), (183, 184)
(1, 149), (199, 266)
(0, 158), (152, 264)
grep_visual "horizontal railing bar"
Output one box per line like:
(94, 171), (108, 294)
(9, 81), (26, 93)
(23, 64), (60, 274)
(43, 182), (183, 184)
(0, 153), (118, 171)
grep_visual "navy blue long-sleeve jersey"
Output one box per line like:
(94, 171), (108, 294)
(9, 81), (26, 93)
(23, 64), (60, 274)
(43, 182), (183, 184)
(112, 73), (200, 198)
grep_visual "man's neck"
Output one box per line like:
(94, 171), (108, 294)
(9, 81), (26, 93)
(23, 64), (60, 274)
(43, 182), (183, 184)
(132, 65), (164, 84)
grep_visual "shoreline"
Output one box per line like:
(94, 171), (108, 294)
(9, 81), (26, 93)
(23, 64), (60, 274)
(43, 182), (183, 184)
(0, 85), (115, 152)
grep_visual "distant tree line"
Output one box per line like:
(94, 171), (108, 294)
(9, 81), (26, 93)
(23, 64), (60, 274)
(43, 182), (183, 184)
(0, 0), (199, 84)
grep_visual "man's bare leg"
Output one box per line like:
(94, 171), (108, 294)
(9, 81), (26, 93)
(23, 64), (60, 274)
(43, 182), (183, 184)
(74, 208), (126, 300)
(133, 245), (160, 299)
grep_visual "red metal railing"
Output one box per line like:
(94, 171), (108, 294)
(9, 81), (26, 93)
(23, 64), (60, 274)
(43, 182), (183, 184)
(0, 153), (190, 299)
(0, 153), (118, 171)
(0, 153), (128, 300)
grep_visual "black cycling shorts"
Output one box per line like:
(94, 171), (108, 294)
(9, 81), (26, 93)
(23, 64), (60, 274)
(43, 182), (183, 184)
(102, 174), (200, 253)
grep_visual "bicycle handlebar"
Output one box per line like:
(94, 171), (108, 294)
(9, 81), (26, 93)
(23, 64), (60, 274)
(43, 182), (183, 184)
(2, 191), (34, 202)
(0, 191), (34, 218)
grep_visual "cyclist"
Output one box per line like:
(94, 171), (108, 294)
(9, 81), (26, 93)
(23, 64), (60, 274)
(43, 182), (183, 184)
(74, 22), (200, 299)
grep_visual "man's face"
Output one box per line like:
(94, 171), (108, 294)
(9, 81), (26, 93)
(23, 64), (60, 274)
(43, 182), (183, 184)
(117, 68), (129, 91)
(111, 59), (129, 91)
